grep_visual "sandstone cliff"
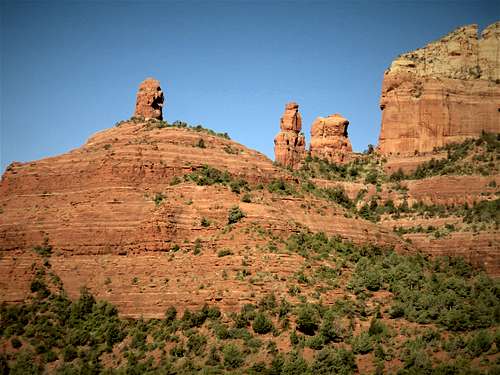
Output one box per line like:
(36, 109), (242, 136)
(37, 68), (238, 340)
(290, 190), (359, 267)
(0, 83), (405, 317)
(378, 22), (500, 155)
(273, 102), (306, 169)
(310, 114), (353, 163)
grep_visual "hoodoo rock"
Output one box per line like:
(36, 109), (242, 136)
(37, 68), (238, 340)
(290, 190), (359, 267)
(309, 114), (353, 163)
(274, 102), (306, 169)
(134, 78), (164, 120)
(378, 22), (500, 155)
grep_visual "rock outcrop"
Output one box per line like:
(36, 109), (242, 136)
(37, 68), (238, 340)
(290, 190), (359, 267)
(378, 22), (500, 155)
(274, 102), (306, 169)
(134, 78), (164, 120)
(309, 114), (353, 163)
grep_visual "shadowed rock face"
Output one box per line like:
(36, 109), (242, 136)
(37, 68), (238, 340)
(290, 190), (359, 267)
(134, 78), (164, 120)
(378, 22), (500, 155)
(310, 114), (352, 163)
(274, 102), (306, 169)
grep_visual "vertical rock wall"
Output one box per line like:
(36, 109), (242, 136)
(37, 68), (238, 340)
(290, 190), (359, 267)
(378, 22), (500, 155)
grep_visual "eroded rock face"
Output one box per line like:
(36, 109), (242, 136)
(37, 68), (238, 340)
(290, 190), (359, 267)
(310, 114), (352, 163)
(274, 102), (306, 169)
(134, 78), (164, 120)
(378, 22), (500, 155)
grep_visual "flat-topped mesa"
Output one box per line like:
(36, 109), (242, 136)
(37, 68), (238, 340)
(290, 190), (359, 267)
(134, 78), (164, 120)
(310, 114), (353, 163)
(378, 22), (500, 156)
(274, 102), (306, 169)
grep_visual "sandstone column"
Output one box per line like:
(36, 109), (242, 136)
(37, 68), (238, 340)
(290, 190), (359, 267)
(274, 102), (306, 169)
(134, 78), (165, 120)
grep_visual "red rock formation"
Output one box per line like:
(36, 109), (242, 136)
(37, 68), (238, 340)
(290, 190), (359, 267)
(134, 78), (164, 120)
(378, 22), (500, 155)
(274, 102), (306, 169)
(309, 114), (352, 163)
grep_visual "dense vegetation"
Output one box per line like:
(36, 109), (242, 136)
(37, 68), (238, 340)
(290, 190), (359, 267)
(2, 232), (499, 374)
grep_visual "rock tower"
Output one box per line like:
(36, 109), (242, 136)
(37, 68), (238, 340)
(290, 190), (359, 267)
(134, 78), (164, 120)
(309, 114), (353, 163)
(274, 102), (306, 169)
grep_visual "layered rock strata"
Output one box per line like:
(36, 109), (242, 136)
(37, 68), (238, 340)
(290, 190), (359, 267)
(274, 102), (306, 169)
(309, 114), (353, 163)
(378, 22), (500, 155)
(134, 77), (164, 120)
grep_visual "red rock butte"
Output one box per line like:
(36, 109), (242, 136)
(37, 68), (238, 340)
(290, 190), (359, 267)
(310, 114), (353, 164)
(134, 77), (164, 120)
(378, 22), (500, 155)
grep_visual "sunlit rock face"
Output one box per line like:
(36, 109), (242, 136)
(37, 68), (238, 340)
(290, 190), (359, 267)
(134, 78), (164, 120)
(274, 102), (306, 169)
(378, 22), (500, 155)
(310, 114), (352, 163)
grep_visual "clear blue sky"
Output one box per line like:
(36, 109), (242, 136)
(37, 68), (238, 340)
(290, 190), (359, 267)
(1, 1), (498, 173)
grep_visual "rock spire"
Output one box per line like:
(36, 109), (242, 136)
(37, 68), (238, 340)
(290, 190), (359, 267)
(134, 78), (164, 120)
(274, 102), (306, 169)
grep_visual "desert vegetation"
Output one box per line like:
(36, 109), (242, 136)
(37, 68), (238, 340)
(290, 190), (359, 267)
(2, 232), (499, 374)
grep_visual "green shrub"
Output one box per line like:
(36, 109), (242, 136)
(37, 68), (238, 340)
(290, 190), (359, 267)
(62, 345), (77, 362)
(11, 336), (22, 349)
(368, 318), (388, 338)
(282, 350), (308, 374)
(187, 332), (207, 356)
(241, 193), (252, 203)
(230, 179), (250, 194)
(252, 313), (273, 335)
(228, 206), (245, 224)
(307, 334), (325, 350)
(153, 192), (165, 206)
(267, 179), (296, 196)
(193, 238), (202, 255)
(351, 332), (373, 354)
(200, 217), (210, 227)
(217, 249), (233, 257)
(223, 344), (244, 369)
(33, 240), (52, 257)
(319, 315), (344, 343)
(467, 330), (493, 357)
(296, 304), (319, 335)
(311, 347), (357, 375)
(9, 350), (42, 375)
(196, 138), (206, 148)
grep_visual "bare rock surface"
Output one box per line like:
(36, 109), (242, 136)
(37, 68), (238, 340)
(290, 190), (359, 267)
(378, 22), (500, 155)
(310, 114), (353, 163)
